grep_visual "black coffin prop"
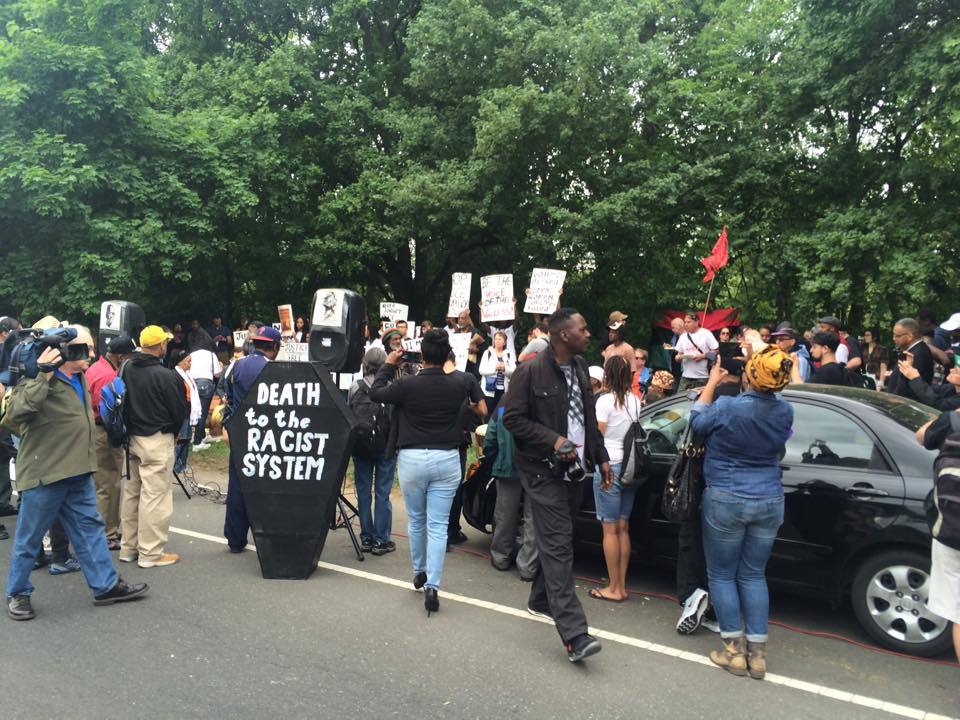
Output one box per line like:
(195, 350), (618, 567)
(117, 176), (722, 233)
(227, 361), (356, 579)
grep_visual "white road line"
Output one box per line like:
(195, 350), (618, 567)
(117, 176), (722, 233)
(169, 526), (956, 720)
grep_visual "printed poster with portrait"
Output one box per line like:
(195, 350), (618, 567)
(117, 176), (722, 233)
(100, 302), (122, 332)
(313, 289), (345, 328)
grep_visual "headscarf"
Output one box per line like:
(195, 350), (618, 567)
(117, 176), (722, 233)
(650, 370), (675, 391)
(745, 345), (793, 392)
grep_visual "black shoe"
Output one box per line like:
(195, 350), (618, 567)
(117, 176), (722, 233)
(448, 530), (468, 545)
(360, 537), (374, 553)
(93, 579), (149, 606)
(413, 572), (427, 590)
(0, 524), (8, 541)
(566, 634), (602, 663)
(490, 558), (512, 571)
(424, 588), (439, 616)
(371, 540), (396, 556)
(32, 554), (51, 571)
(7, 594), (35, 621)
(0, 504), (18, 517)
(519, 574), (536, 582)
(228, 546), (245, 554)
(527, 604), (553, 621)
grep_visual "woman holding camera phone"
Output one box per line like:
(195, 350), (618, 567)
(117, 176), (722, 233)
(369, 330), (484, 615)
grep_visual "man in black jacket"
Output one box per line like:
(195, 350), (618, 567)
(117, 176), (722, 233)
(900, 359), (960, 410)
(120, 326), (189, 569)
(503, 308), (612, 663)
(886, 318), (934, 400)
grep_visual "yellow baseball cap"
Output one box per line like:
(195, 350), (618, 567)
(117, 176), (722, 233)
(140, 325), (173, 348)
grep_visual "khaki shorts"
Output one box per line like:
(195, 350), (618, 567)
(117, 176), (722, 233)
(929, 539), (960, 624)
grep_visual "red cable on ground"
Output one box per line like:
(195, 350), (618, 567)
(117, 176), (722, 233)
(382, 525), (959, 668)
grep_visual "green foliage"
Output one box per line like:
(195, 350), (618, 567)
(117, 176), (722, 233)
(0, 0), (957, 339)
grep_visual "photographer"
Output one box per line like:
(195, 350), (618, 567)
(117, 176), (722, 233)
(502, 308), (611, 663)
(3, 327), (147, 620)
(368, 330), (481, 616)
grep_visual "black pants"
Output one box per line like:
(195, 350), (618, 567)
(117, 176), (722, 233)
(447, 445), (468, 537)
(521, 469), (588, 644)
(224, 463), (250, 550)
(0, 428), (16, 511)
(35, 518), (70, 564)
(676, 516), (707, 605)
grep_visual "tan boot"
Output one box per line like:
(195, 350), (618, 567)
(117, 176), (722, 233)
(709, 637), (747, 676)
(746, 641), (767, 680)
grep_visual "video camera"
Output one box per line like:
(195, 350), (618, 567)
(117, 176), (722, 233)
(548, 439), (586, 482)
(7, 327), (83, 386)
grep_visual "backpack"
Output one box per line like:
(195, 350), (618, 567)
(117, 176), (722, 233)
(461, 456), (497, 534)
(349, 379), (389, 458)
(617, 396), (651, 487)
(99, 360), (130, 448)
(844, 367), (874, 390)
(927, 413), (960, 551)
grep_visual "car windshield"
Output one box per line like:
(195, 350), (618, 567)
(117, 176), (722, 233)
(792, 385), (939, 431)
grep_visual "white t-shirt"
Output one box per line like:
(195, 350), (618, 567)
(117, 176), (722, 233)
(595, 393), (643, 465)
(835, 343), (849, 364)
(188, 349), (222, 382)
(674, 328), (719, 379)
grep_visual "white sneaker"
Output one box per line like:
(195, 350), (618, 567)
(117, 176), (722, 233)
(193, 442), (211, 450)
(676, 587), (710, 634)
(701, 618), (720, 633)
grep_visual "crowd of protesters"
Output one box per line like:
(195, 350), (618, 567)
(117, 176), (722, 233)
(1, 301), (958, 669)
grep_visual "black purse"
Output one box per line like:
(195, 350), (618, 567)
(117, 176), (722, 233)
(660, 424), (704, 522)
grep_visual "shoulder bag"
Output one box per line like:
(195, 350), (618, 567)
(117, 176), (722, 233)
(660, 422), (705, 521)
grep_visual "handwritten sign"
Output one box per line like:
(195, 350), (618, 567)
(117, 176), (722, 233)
(449, 332), (470, 372)
(277, 304), (294, 337)
(402, 337), (422, 354)
(276, 341), (310, 362)
(447, 272), (472, 318)
(524, 268), (566, 315)
(233, 330), (249, 348)
(380, 302), (409, 322)
(480, 274), (514, 322)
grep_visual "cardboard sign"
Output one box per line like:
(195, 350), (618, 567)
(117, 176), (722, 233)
(277, 304), (294, 337)
(277, 341), (310, 362)
(480, 274), (514, 323)
(379, 302), (408, 322)
(233, 330), (249, 348)
(402, 337), (422, 354)
(449, 332), (470, 372)
(524, 268), (566, 315)
(447, 273), (472, 318)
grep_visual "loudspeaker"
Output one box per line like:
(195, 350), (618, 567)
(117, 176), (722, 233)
(97, 300), (146, 356)
(308, 289), (365, 373)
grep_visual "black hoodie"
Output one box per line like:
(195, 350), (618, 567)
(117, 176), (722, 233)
(124, 352), (189, 436)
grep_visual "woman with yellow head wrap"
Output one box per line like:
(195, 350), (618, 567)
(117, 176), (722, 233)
(688, 351), (794, 680)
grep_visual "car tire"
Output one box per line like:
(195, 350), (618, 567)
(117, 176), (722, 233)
(850, 549), (953, 657)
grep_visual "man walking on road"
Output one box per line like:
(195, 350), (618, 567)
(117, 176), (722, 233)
(504, 308), (612, 663)
(120, 326), (189, 568)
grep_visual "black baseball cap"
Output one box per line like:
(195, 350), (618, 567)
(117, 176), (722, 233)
(106, 334), (136, 355)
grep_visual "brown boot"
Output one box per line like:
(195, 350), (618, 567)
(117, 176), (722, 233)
(709, 637), (747, 676)
(746, 641), (767, 680)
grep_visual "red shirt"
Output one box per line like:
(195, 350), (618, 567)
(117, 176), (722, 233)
(86, 355), (119, 421)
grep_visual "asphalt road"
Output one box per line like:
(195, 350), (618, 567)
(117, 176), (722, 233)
(1, 466), (957, 720)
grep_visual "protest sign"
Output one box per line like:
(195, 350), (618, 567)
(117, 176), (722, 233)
(233, 330), (248, 348)
(480, 274), (514, 322)
(277, 304), (294, 337)
(379, 302), (409, 322)
(524, 268), (566, 315)
(447, 273), (472, 318)
(449, 332), (470, 372)
(277, 341), (310, 362)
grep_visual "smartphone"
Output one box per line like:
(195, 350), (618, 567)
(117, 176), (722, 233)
(402, 351), (422, 363)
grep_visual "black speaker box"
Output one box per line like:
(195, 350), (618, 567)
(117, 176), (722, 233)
(97, 300), (146, 356)
(308, 289), (365, 373)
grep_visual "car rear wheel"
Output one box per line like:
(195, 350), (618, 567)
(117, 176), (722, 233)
(851, 549), (953, 657)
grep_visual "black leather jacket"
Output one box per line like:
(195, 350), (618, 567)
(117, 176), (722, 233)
(502, 345), (609, 477)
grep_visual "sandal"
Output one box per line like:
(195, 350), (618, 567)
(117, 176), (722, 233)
(589, 587), (626, 603)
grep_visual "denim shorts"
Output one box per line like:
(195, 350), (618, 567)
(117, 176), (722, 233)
(593, 463), (638, 523)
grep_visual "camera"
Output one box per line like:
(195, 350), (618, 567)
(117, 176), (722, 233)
(549, 439), (586, 482)
(35, 327), (84, 372)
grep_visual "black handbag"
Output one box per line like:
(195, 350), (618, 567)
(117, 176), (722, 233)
(660, 424), (704, 522)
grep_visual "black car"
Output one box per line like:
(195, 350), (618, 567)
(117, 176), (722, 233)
(573, 385), (952, 657)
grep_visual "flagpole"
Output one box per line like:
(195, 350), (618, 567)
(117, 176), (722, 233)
(702, 274), (717, 320)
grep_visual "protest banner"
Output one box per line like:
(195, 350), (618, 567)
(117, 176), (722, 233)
(449, 332), (470, 372)
(447, 273), (472, 318)
(277, 341), (310, 362)
(480, 274), (514, 322)
(277, 304), (294, 337)
(379, 302), (409, 322)
(524, 268), (566, 315)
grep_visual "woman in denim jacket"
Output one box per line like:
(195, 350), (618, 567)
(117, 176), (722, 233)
(690, 346), (793, 680)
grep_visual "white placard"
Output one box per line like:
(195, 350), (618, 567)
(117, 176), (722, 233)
(313, 289), (345, 327)
(100, 302), (121, 332)
(524, 268), (566, 315)
(277, 304), (294, 337)
(447, 273), (472, 318)
(480, 274), (514, 323)
(402, 337), (422, 354)
(233, 330), (248, 348)
(449, 332), (470, 372)
(276, 342), (310, 362)
(380, 302), (408, 322)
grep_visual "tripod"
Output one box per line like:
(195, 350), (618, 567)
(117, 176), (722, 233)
(330, 484), (364, 562)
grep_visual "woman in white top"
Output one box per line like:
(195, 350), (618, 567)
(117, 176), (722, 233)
(188, 343), (222, 447)
(478, 331), (516, 412)
(171, 351), (201, 474)
(590, 355), (643, 603)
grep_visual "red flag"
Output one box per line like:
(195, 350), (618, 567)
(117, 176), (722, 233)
(700, 226), (729, 283)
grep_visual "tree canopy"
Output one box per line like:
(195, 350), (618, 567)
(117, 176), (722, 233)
(1, 0), (957, 335)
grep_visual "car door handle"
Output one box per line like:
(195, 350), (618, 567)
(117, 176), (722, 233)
(845, 484), (889, 498)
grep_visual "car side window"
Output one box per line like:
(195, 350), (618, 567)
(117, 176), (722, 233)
(641, 401), (691, 454)
(784, 402), (890, 472)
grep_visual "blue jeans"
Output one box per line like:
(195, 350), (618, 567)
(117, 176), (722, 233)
(173, 417), (191, 474)
(397, 448), (461, 591)
(6, 474), (118, 598)
(592, 463), (637, 522)
(701, 486), (784, 642)
(352, 453), (397, 543)
(193, 380), (215, 444)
